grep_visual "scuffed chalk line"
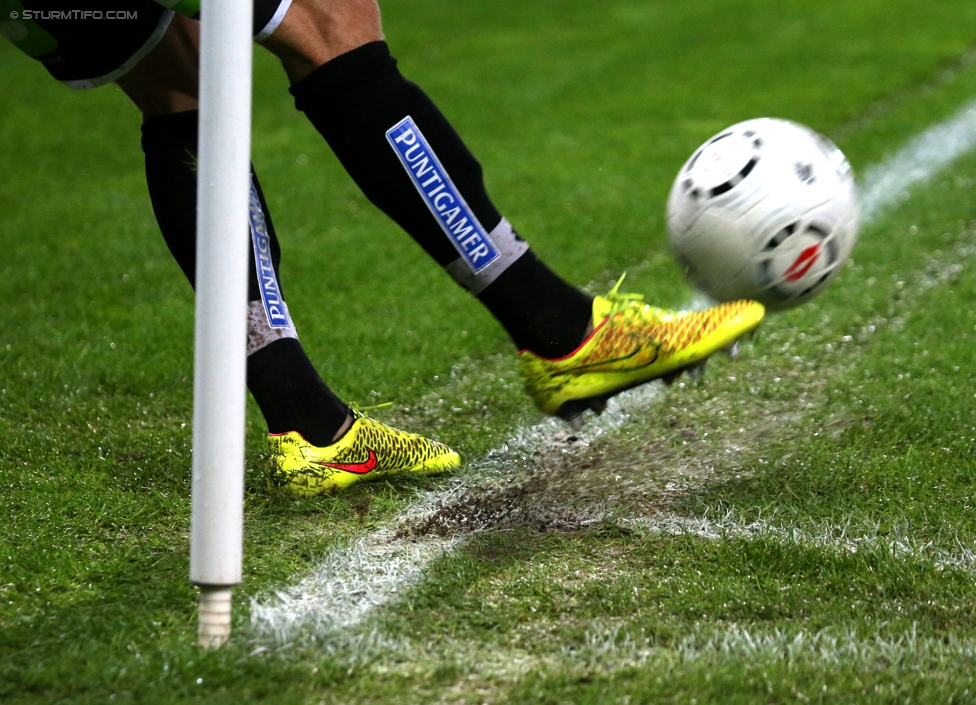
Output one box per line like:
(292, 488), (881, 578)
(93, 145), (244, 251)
(250, 95), (976, 646)
(250, 384), (664, 644)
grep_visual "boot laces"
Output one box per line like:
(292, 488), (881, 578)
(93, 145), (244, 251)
(605, 273), (647, 312)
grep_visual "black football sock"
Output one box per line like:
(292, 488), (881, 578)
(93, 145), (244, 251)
(478, 252), (593, 357)
(141, 110), (199, 285)
(246, 338), (349, 446)
(289, 41), (592, 358)
(141, 110), (349, 444)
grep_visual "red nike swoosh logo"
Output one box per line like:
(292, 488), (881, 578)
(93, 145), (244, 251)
(316, 449), (378, 475)
(783, 243), (822, 282)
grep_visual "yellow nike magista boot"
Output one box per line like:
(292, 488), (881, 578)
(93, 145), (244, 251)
(267, 411), (461, 496)
(519, 276), (765, 422)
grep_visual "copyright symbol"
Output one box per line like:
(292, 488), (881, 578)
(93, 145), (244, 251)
(9, 11), (17, 18)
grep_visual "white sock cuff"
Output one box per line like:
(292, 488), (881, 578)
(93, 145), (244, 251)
(247, 301), (298, 356)
(445, 218), (529, 294)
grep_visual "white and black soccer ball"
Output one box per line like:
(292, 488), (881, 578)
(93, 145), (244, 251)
(666, 118), (858, 311)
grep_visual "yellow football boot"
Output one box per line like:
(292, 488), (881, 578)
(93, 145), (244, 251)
(520, 276), (765, 421)
(267, 411), (461, 496)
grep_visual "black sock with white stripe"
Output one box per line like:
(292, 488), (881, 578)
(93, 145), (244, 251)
(141, 111), (349, 445)
(289, 41), (592, 358)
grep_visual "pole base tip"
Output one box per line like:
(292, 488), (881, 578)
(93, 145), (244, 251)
(198, 586), (233, 649)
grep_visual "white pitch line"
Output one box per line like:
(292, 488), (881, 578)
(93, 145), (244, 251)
(625, 512), (976, 576)
(250, 97), (976, 645)
(249, 531), (464, 644)
(859, 99), (976, 221)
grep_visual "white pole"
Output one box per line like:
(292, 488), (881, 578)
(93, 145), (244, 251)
(189, 0), (254, 649)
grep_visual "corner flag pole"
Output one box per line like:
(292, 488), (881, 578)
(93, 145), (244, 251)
(189, 0), (255, 649)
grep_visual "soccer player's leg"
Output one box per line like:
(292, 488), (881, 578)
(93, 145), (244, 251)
(114, 14), (459, 493)
(259, 0), (765, 421)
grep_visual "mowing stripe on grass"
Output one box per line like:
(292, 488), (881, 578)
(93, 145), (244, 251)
(250, 98), (976, 645)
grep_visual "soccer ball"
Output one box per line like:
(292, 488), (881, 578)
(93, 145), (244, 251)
(666, 118), (858, 311)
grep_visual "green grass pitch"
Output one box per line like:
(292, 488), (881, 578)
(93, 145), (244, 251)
(3, 0), (976, 701)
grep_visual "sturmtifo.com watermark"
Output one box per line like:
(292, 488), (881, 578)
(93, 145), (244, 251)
(9, 10), (138, 20)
